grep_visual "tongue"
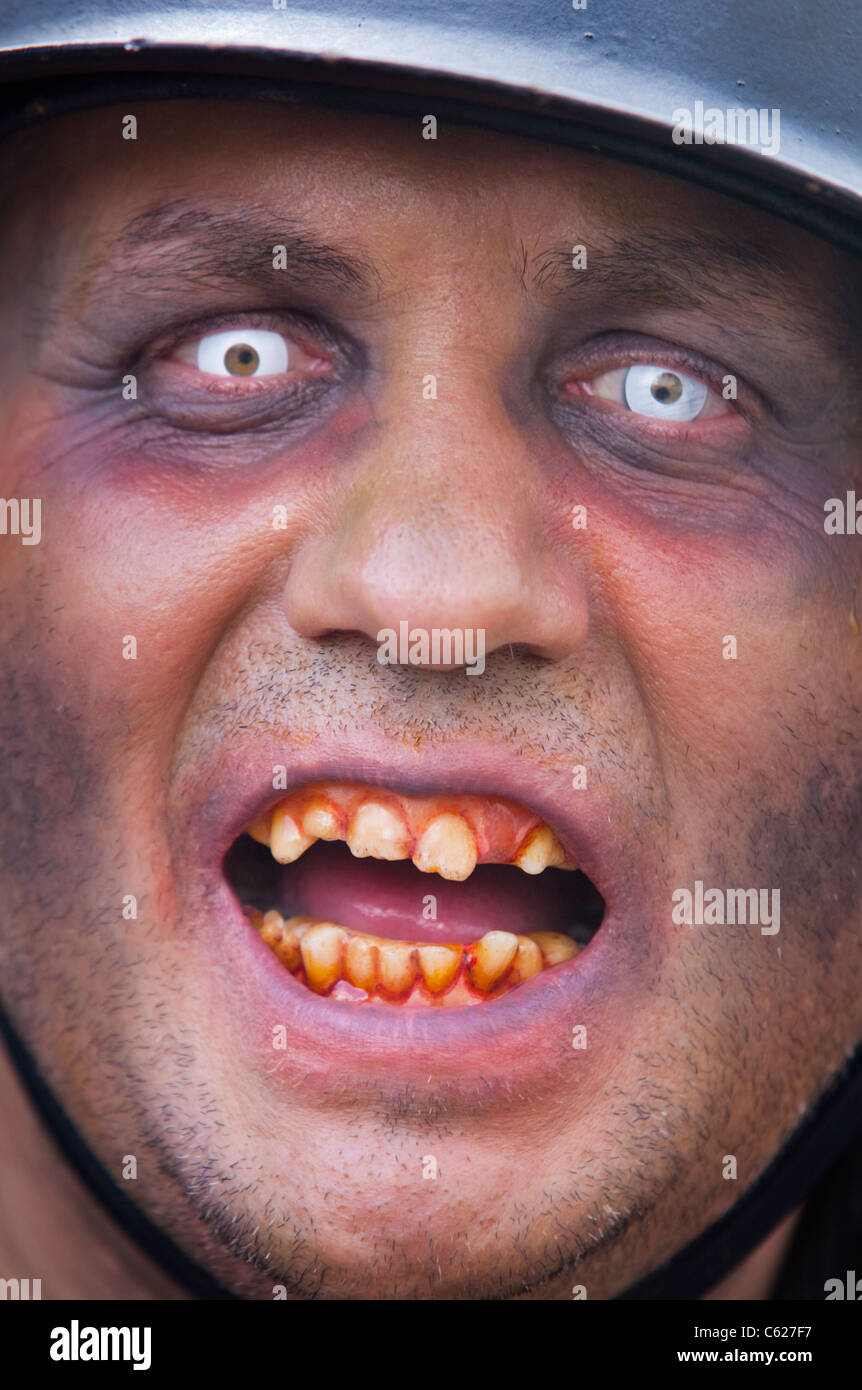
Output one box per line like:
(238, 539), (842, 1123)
(280, 841), (573, 943)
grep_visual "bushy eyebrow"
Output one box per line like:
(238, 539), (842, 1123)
(63, 197), (852, 362)
(72, 199), (380, 306)
(88, 202), (781, 316)
(523, 228), (777, 308)
(519, 228), (851, 349)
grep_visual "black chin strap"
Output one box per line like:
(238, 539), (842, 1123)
(2, 988), (861, 1300)
(0, 995), (238, 1300)
(618, 1038), (862, 1298)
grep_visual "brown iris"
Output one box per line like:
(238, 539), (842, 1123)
(224, 343), (260, 376)
(650, 370), (683, 404)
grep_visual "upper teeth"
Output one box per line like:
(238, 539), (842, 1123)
(347, 802), (410, 861)
(270, 808), (315, 865)
(514, 826), (567, 874)
(247, 781), (573, 880)
(411, 812), (477, 881)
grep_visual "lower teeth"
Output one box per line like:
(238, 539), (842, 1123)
(244, 908), (579, 1005)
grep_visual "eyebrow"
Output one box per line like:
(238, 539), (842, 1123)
(520, 227), (853, 352)
(91, 203), (781, 316)
(73, 199), (380, 308)
(66, 198), (849, 358)
(522, 228), (780, 308)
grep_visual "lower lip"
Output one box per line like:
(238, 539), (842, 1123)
(215, 879), (620, 1100)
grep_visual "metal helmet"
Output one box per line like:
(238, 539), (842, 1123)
(1, 0), (861, 1305)
(0, 0), (860, 255)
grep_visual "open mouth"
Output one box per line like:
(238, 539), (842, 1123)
(224, 780), (605, 1007)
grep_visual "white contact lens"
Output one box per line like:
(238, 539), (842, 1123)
(195, 328), (289, 377)
(623, 364), (709, 421)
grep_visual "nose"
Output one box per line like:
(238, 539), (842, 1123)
(283, 373), (589, 671)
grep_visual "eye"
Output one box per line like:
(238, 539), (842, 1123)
(185, 327), (290, 377)
(581, 363), (729, 422)
(622, 365), (707, 420)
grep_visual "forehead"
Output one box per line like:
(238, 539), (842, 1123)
(0, 96), (857, 362)
(0, 98), (822, 255)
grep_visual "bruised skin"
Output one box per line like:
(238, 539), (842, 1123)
(0, 101), (861, 1303)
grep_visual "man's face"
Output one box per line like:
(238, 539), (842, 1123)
(1, 100), (860, 1299)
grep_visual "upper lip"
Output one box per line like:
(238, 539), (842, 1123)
(191, 732), (623, 915)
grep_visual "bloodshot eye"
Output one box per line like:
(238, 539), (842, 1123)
(193, 328), (289, 377)
(622, 365), (707, 420)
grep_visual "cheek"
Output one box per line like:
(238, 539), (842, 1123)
(540, 423), (858, 775)
(0, 394), (382, 717)
(596, 510), (853, 775)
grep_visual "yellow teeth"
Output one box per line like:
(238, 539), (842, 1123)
(509, 935), (544, 983)
(300, 923), (347, 993)
(270, 807), (315, 865)
(345, 933), (379, 992)
(467, 929), (520, 992)
(347, 802), (410, 861)
(528, 931), (579, 967)
(248, 910), (581, 1004)
(377, 940), (418, 995)
(246, 782), (575, 879)
(514, 825), (568, 874)
(416, 944), (462, 994)
(412, 813), (478, 881)
(260, 908), (297, 970)
(247, 816), (271, 847)
(302, 801), (340, 841)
